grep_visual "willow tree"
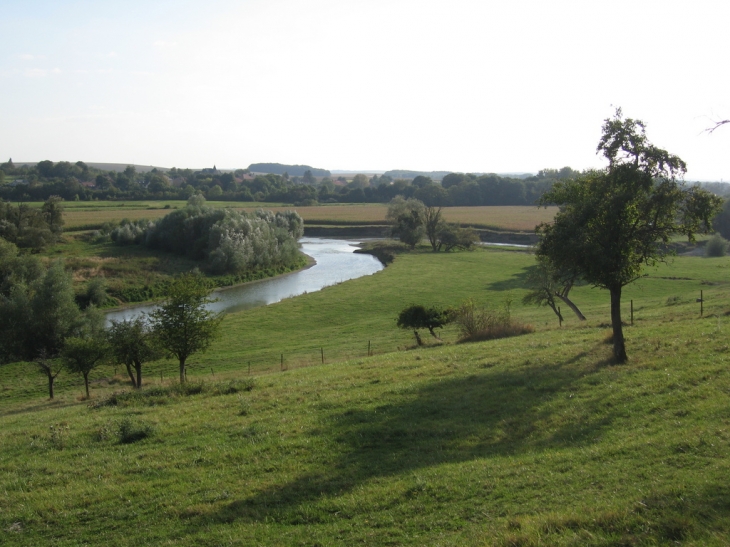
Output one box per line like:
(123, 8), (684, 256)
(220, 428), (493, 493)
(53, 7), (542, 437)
(536, 109), (722, 362)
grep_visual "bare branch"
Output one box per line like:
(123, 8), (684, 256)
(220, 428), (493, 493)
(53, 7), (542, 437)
(706, 119), (730, 134)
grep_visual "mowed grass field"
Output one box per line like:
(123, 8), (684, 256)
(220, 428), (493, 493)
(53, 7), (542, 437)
(2, 248), (730, 545)
(57, 201), (557, 232)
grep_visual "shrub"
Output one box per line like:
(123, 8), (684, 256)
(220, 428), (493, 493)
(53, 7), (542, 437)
(117, 417), (154, 444)
(705, 234), (728, 257)
(453, 298), (532, 343)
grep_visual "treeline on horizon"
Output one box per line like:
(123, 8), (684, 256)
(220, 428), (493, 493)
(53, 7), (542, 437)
(1, 158), (728, 207)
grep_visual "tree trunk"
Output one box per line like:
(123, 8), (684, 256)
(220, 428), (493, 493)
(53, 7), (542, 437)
(83, 372), (90, 398)
(413, 330), (423, 346)
(124, 363), (136, 387)
(554, 293), (586, 321)
(134, 363), (142, 389)
(179, 357), (186, 384)
(610, 286), (628, 362)
(47, 371), (54, 400)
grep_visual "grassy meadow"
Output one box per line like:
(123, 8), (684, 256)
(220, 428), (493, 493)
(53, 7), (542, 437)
(2, 244), (730, 545)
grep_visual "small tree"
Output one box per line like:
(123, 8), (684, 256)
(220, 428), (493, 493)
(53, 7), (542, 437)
(522, 256), (585, 323)
(386, 197), (426, 249)
(424, 206), (443, 251)
(537, 109), (722, 361)
(62, 335), (110, 398)
(397, 305), (451, 346)
(436, 223), (480, 252)
(108, 317), (163, 388)
(705, 234), (728, 257)
(149, 273), (222, 383)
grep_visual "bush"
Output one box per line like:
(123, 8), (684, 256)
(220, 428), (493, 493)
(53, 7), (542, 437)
(458, 322), (534, 343)
(453, 298), (532, 342)
(117, 417), (154, 444)
(705, 234), (728, 257)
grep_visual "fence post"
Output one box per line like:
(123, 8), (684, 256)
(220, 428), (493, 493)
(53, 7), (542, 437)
(321, 347), (324, 364)
(701, 290), (704, 317)
(368, 340), (371, 356)
(558, 306), (562, 328)
(248, 361), (251, 375)
(631, 300), (634, 326)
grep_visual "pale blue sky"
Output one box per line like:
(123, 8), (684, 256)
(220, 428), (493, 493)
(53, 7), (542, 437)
(2, 0), (728, 180)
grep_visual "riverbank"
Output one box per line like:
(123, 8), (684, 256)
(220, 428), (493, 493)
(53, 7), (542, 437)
(104, 238), (383, 322)
(305, 224), (538, 244)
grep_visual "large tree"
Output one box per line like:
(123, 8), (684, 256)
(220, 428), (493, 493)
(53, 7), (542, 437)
(536, 109), (722, 362)
(149, 273), (222, 383)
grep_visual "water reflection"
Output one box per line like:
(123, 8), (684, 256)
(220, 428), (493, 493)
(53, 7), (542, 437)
(105, 238), (383, 324)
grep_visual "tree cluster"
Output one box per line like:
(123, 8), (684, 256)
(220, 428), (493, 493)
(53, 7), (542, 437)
(115, 196), (305, 275)
(0, 255), (222, 398)
(0, 196), (64, 250)
(386, 197), (479, 251)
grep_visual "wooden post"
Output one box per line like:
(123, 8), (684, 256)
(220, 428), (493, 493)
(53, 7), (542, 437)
(321, 347), (324, 364)
(701, 290), (704, 317)
(248, 361), (251, 375)
(210, 367), (214, 377)
(631, 300), (634, 326)
(558, 306), (562, 328)
(368, 340), (371, 356)
(281, 353), (284, 371)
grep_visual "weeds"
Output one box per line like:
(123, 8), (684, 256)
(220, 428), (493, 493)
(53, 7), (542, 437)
(117, 417), (154, 444)
(89, 379), (255, 409)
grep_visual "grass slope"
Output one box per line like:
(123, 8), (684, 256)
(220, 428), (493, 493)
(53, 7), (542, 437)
(1, 250), (730, 545)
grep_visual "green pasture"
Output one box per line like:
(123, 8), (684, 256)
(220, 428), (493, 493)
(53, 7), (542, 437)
(1, 248), (730, 545)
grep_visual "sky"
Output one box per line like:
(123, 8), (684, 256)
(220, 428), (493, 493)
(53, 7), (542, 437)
(1, 0), (729, 180)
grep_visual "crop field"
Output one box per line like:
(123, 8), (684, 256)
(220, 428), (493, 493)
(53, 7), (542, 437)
(1, 247), (730, 545)
(56, 201), (557, 232)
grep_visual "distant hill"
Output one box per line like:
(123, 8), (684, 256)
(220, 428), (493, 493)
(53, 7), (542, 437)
(13, 162), (172, 173)
(383, 170), (453, 181)
(383, 170), (535, 181)
(248, 163), (330, 177)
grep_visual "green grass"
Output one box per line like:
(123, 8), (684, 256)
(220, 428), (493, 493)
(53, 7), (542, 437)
(1, 249), (730, 545)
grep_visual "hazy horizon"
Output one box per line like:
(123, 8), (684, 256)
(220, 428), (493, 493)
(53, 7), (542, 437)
(2, 0), (729, 181)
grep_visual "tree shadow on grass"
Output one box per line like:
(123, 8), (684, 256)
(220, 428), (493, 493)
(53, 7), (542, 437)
(484, 264), (534, 292)
(209, 351), (618, 525)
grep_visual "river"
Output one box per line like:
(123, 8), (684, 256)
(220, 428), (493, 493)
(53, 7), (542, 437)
(104, 237), (384, 324)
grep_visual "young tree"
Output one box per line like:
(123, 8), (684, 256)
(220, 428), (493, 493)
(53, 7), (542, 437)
(107, 317), (163, 388)
(424, 205), (443, 251)
(536, 109), (722, 362)
(522, 256), (585, 324)
(62, 335), (110, 398)
(149, 273), (222, 383)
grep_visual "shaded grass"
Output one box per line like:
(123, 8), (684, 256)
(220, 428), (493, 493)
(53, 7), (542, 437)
(2, 249), (730, 545)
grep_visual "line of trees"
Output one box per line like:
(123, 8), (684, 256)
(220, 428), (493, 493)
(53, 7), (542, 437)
(386, 197), (480, 251)
(0, 251), (223, 398)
